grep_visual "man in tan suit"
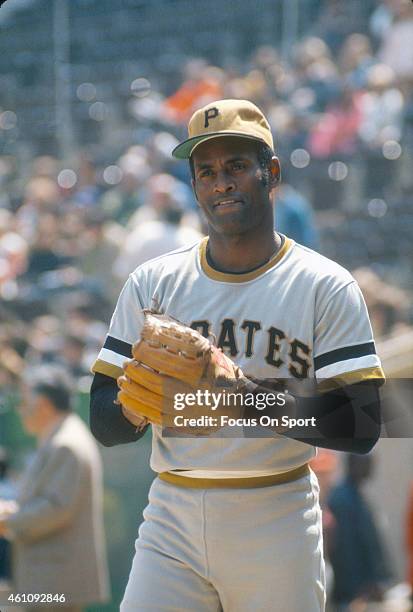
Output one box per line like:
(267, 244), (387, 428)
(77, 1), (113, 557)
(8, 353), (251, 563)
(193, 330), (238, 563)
(0, 366), (110, 612)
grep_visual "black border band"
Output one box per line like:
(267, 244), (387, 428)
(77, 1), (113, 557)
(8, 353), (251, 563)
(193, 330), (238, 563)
(314, 342), (376, 371)
(103, 336), (133, 358)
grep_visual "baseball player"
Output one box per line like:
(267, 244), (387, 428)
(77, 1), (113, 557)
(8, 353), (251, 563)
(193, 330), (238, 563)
(90, 99), (384, 611)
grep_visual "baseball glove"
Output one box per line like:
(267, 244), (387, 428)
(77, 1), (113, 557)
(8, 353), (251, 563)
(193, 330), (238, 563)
(117, 312), (247, 432)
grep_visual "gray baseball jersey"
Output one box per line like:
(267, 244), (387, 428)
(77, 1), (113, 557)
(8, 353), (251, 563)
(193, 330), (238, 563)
(92, 236), (384, 476)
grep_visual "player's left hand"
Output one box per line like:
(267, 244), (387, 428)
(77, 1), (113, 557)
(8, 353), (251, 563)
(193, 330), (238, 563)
(117, 312), (248, 434)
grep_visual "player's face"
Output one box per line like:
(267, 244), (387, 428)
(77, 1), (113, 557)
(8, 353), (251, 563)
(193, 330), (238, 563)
(191, 137), (277, 237)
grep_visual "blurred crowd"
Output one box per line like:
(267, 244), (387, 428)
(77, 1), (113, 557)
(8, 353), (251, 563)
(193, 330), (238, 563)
(0, 152), (203, 395)
(310, 449), (413, 611)
(0, 0), (412, 394)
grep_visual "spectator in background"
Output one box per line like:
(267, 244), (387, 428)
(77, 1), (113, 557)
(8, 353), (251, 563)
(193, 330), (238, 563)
(30, 155), (59, 181)
(77, 211), (124, 302)
(15, 176), (60, 243)
(23, 213), (72, 279)
(369, 0), (394, 43)
(379, 0), (413, 82)
(114, 197), (202, 281)
(306, 80), (364, 213)
(0, 366), (110, 612)
(126, 172), (199, 230)
(24, 315), (63, 367)
(0, 209), (28, 298)
(358, 63), (404, 196)
(308, 84), (363, 160)
(293, 37), (339, 113)
(274, 182), (319, 250)
(328, 454), (392, 611)
(72, 154), (102, 208)
(163, 59), (224, 123)
(59, 335), (90, 379)
(312, 0), (369, 54)
(338, 33), (376, 89)
(65, 296), (109, 347)
(100, 146), (150, 225)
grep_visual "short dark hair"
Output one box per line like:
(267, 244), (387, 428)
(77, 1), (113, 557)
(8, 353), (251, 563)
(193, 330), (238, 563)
(31, 365), (74, 413)
(257, 143), (276, 187)
(189, 141), (277, 187)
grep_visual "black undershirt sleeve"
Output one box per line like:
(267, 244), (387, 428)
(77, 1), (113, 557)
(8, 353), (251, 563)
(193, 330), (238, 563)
(89, 372), (149, 447)
(90, 371), (381, 453)
(244, 379), (382, 454)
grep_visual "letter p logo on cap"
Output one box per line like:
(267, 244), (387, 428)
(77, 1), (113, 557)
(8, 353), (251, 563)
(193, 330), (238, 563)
(172, 99), (275, 159)
(204, 107), (219, 128)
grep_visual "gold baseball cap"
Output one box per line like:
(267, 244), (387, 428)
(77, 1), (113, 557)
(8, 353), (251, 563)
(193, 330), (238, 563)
(172, 99), (275, 159)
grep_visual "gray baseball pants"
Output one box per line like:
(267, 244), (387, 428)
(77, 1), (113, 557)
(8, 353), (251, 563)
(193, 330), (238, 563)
(121, 470), (325, 611)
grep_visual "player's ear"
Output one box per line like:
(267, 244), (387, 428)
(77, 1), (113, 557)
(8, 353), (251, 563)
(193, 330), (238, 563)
(269, 156), (281, 188)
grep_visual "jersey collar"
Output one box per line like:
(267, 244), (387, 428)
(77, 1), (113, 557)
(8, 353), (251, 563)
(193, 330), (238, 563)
(199, 235), (293, 283)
